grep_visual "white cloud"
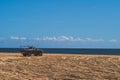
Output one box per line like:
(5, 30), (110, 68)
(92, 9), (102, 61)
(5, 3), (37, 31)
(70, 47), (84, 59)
(86, 38), (104, 42)
(11, 36), (19, 40)
(42, 36), (105, 42)
(10, 36), (27, 40)
(33, 37), (41, 41)
(20, 37), (27, 40)
(43, 36), (76, 41)
(43, 36), (57, 41)
(9, 36), (119, 43)
(109, 39), (118, 43)
(57, 36), (72, 41)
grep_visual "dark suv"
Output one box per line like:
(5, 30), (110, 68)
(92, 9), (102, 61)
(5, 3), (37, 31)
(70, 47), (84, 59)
(20, 46), (43, 56)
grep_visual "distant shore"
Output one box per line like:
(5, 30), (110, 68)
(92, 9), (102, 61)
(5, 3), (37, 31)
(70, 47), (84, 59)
(0, 52), (120, 56)
(0, 53), (120, 80)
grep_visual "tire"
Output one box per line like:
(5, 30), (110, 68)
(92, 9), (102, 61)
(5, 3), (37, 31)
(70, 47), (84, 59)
(34, 52), (38, 56)
(38, 51), (43, 56)
(34, 52), (42, 56)
(22, 52), (31, 57)
(22, 53), (27, 56)
(39, 52), (42, 56)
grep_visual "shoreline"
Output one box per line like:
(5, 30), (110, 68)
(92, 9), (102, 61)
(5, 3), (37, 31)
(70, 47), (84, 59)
(0, 52), (120, 57)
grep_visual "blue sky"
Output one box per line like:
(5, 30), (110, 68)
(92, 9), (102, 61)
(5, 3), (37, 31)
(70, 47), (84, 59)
(0, 0), (120, 48)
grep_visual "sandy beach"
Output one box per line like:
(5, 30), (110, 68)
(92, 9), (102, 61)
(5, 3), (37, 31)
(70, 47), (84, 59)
(0, 53), (120, 80)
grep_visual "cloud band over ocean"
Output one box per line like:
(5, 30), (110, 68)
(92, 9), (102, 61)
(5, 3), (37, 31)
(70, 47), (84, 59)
(0, 35), (119, 48)
(8, 35), (118, 43)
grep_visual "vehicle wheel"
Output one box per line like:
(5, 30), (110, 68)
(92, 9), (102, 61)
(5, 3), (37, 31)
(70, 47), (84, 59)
(34, 52), (41, 56)
(34, 53), (38, 56)
(22, 53), (27, 56)
(39, 52), (42, 56)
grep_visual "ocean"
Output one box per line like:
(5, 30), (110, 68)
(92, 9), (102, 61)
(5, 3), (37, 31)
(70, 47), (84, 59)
(0, 48), (120, 55)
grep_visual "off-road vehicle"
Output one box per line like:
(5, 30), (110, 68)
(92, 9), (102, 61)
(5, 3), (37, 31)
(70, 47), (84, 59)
(20, 46), (43, 56)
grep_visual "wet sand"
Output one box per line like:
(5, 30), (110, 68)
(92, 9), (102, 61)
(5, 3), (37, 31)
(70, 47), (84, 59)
(0, 53), (120, 80)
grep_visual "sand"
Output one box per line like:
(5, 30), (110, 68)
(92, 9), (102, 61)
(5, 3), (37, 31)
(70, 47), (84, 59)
(0, 53), (120, 80)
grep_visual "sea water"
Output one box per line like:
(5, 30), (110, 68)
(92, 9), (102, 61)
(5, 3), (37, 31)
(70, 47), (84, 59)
(0, 48), (120, 55)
